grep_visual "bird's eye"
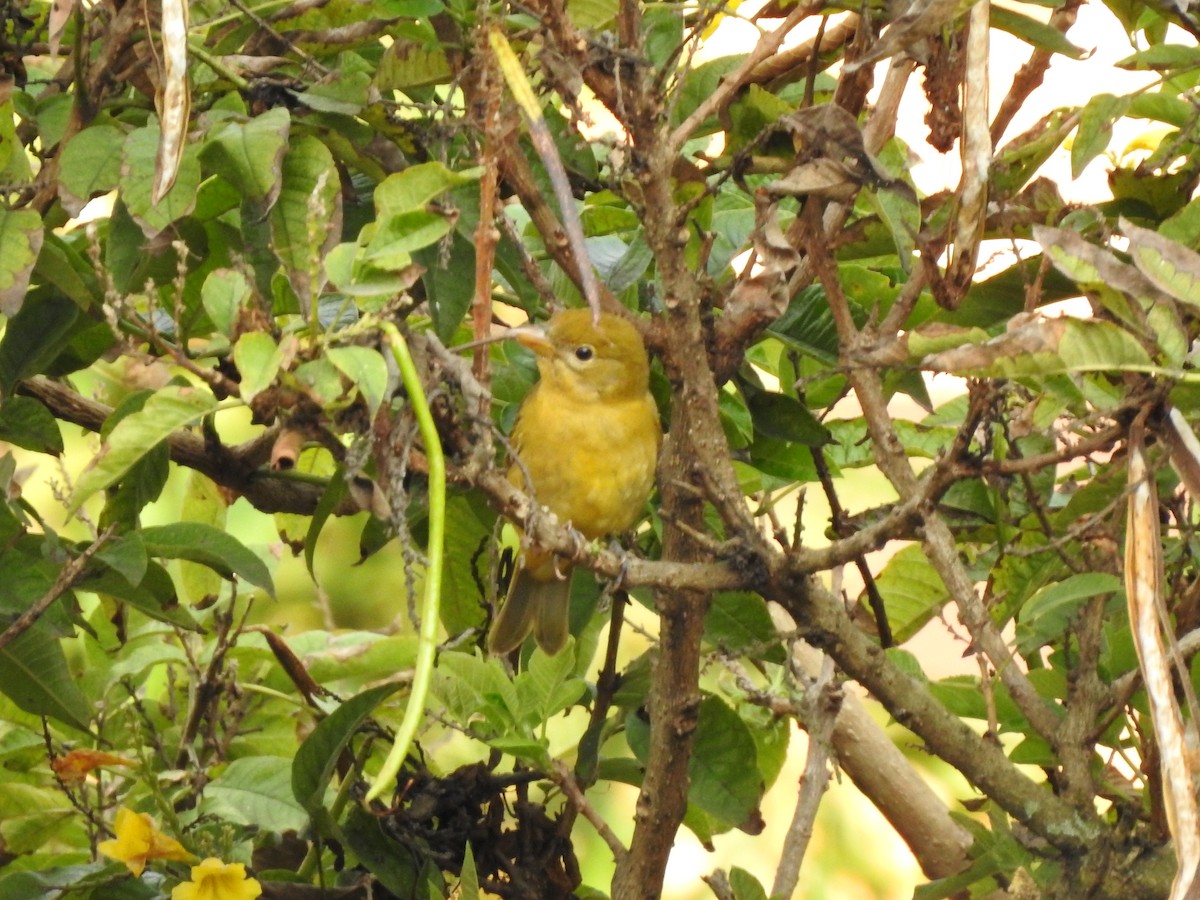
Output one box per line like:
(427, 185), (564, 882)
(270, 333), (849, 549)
(574, 345), (595, 362)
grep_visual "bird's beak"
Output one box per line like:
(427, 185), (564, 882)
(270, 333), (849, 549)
(507, 324), (555, 358)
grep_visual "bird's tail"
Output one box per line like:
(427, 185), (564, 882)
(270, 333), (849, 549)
(488, 567), (573, 655)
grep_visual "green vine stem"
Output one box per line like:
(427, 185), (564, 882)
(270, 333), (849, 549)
(365, 324), (446, 802)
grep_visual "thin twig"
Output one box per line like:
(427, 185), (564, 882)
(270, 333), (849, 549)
(0, 529), (113, 653)
(552, 758), (628, 861)
(667, 0), (822, 155)
(772, 653), (838, 897)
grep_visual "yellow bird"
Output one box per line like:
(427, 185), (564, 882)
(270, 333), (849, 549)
(488, 309), (662, 656)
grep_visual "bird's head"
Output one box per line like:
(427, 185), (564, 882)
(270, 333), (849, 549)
(510, 309), (651, 402)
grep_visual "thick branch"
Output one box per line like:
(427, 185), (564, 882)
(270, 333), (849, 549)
(19, 377), (339, 515)
(771, 572), (1102, 853)
(800, 644), (972, 878)
(747, 13), (859, 87)
(611, 419), (709, 900)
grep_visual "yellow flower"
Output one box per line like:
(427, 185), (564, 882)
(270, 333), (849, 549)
(171, 858), (262, 900)
(98, 807), (193, 876)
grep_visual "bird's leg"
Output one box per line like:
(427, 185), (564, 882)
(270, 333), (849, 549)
(563, 522), (592, 564)
(601, 537), (633, 595)
(543, 522), (592, 581)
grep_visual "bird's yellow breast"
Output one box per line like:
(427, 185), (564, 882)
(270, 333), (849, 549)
(509, 380), (660, 539)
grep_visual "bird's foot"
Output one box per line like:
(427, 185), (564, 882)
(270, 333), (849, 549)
(601, 537), (633, 595)
(565, 523), (592, 563)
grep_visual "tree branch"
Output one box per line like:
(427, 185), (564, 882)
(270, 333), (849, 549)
(0, 529), (113, 654)
(785, 633), (972, 879)
(611, 420), (709, 900)
(667, 0), (822, 156)
(19, 377), (343, 516)
(814, 256), (1066, 748)
(771, 571), (1103, 853)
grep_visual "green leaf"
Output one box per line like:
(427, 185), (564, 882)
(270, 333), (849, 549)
(437, 492), (496, 637)
(1015, 573), (1122, 654)
(719, 387), (753, 449)
(729, 867), (770, 900)
(0, 782), (75, 854)
(872, 544), (950, 644)
(518, 646), (587, 723)
(0, 294), (79, 394)
(363, 210), (453, 271)
(1057, 319), (1153, 372)
(864, 180), (919, 267)
(203, 757), (309, 833)
(0, 98), (30, 183)
(68, 386), (219, 514)
(35, 232), (102, 309)
(119, 124), (201, 237)
(605, 231), (654, 294)
(991, 109), (1073, 196)
(98, 442), (170, 530)
(57, 125), (125, 215)
(201, 269), (252, 338)
(342, 803), (442, 897)
(0, 625), (92, 733)
(294, 357), (344, 405)
(377, 39), (452, 90)
(627, 695), (762, 833)
(703, 592), (781, 658)
(431, 650), (520, 737)
(290, 55), (372, 114)
(234, 331), (287, 402)
(745, 389), (830, 446)
(327, 346), (388, 416)
(1072, 94), (1129, 178)
(768, 285), (841, 362)
(672, 54), (744, 133)
(925, 318), (1153, 378)
(292, 681), (404, 813)
(1128, 92), (1195, 128)
(0, 865), (128, 900)
(568, 0), (616, 27)
(420, 234), (476, 342)
(0, 208), (43, 316)
(1116, 43), (1200, 71)
(178, 471), (228, 606)
(747, 436), (817, 482)
(687, 696), (764, 828)
(270, 135), (341, 312)
(202, 107), (291, 206)
(990, 5), (1085, 60)
(747, 707), (790, 791)
(374, 161), (483, 217)
(1033, 224), (1151, 298)
(1121, 218), (1200, 307)
(303, 632), (419, 689)
(0, 547), (61, 626)
(95, 532), (148, 586)
(80, 559), (201, 631)
(0, 395), (63, 455)
(305, 465), (347, 577)
(140, 522), (274, 596)
(458, 841), (479, 899)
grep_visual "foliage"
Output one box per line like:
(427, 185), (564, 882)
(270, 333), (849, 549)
(5, 0), (1200, 897)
